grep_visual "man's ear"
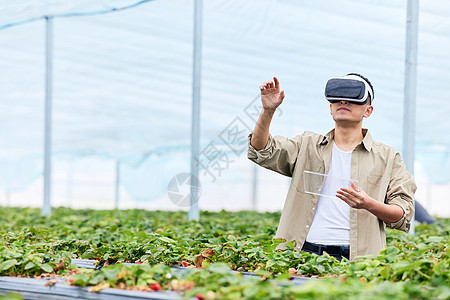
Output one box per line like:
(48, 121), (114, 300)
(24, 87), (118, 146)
(330, 103), (333, 115)
(364, 105), (373, 118)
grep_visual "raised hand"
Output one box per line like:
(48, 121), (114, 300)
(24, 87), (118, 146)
(259, 77), (285, 111)
(250, 77), (285, 150)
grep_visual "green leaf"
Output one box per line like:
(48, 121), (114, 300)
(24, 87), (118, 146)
(266, 259), (276, 269)
(285, 241), (296, 250)
(158, 236), (176, 244)
(39, 263), (53, 273)
(71, 273), (91, 287)
(1, 250), (14, 257)
(102, 266), (121, 280)
(380, 265), (390, 279)
(254, 269), (272, 278)
(272, 238), (286, 245)
(382, 247), (400, 255)
(426, 236), (443, 243)
(24, 262), (36, 270)
(0, 259), (17, 271)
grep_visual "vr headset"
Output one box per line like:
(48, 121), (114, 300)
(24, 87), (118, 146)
(325, 75), (374, 105)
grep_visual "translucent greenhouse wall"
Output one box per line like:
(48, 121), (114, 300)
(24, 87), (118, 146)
(0, 0), (449, 216)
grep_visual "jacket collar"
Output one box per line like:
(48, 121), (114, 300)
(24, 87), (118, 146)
(319, 128), (373, 152)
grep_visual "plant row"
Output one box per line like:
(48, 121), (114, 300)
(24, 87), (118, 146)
(0, 207), (448, 299)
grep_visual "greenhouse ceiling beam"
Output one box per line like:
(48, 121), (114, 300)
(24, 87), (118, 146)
(403, 0), (419, 233)
(42, 16), (53, 216)
(189, 0), (203, 221)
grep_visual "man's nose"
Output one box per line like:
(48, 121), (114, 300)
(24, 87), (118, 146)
(340, 100), (349, 104)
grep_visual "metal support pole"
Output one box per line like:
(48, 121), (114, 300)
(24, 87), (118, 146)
(252, 164), (258, 210)
(188, 0), (203, 221)
(42, 16), (53, 216)
(403, 0), (419, 234)
(115, 160), (120, 209)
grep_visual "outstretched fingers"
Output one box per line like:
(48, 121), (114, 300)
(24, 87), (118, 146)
(338, 182), (360, 198)
(339, 187), (357, 197)
(336, 188), (351, 199)
(350, 181), (359, 191)
(337, 183), (371, 210)
(336, 189), (357, 208)
(260, 78), (280, 91)
(260, 81), (270, 90)
(273, 77), (280, 88)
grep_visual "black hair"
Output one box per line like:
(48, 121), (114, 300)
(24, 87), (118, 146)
(346, 73), (374, 104)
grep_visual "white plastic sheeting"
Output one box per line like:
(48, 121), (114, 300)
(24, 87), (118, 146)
(0, 0), (449, 209)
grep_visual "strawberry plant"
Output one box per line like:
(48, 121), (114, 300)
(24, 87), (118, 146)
(0, 207), (448, 299)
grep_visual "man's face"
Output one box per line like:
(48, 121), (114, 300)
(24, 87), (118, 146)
(330, 100), (373, 126)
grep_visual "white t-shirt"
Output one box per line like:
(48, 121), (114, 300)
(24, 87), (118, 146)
(306, 142), (351, 245)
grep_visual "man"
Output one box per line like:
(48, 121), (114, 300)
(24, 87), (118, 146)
(247, 74), (416, 260)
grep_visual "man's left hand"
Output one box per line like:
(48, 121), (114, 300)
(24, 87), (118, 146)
(336, 181), (373, 210)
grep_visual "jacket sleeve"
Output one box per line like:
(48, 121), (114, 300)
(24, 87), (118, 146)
(384, 151), (417, 232)
(247, 132), (302, 177)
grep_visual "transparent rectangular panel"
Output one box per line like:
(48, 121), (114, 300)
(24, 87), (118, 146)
(303, 171), (359, 199)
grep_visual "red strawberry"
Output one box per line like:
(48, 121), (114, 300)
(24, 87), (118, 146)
(150, 283), (161, 291)
(195, 294), (204, 300)
(181, 261), (191, 267)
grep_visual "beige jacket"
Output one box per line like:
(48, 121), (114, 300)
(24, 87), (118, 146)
(248, 129), (416, 260)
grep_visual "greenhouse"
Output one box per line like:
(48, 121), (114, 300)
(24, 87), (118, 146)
(0, 0), (449, 299)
